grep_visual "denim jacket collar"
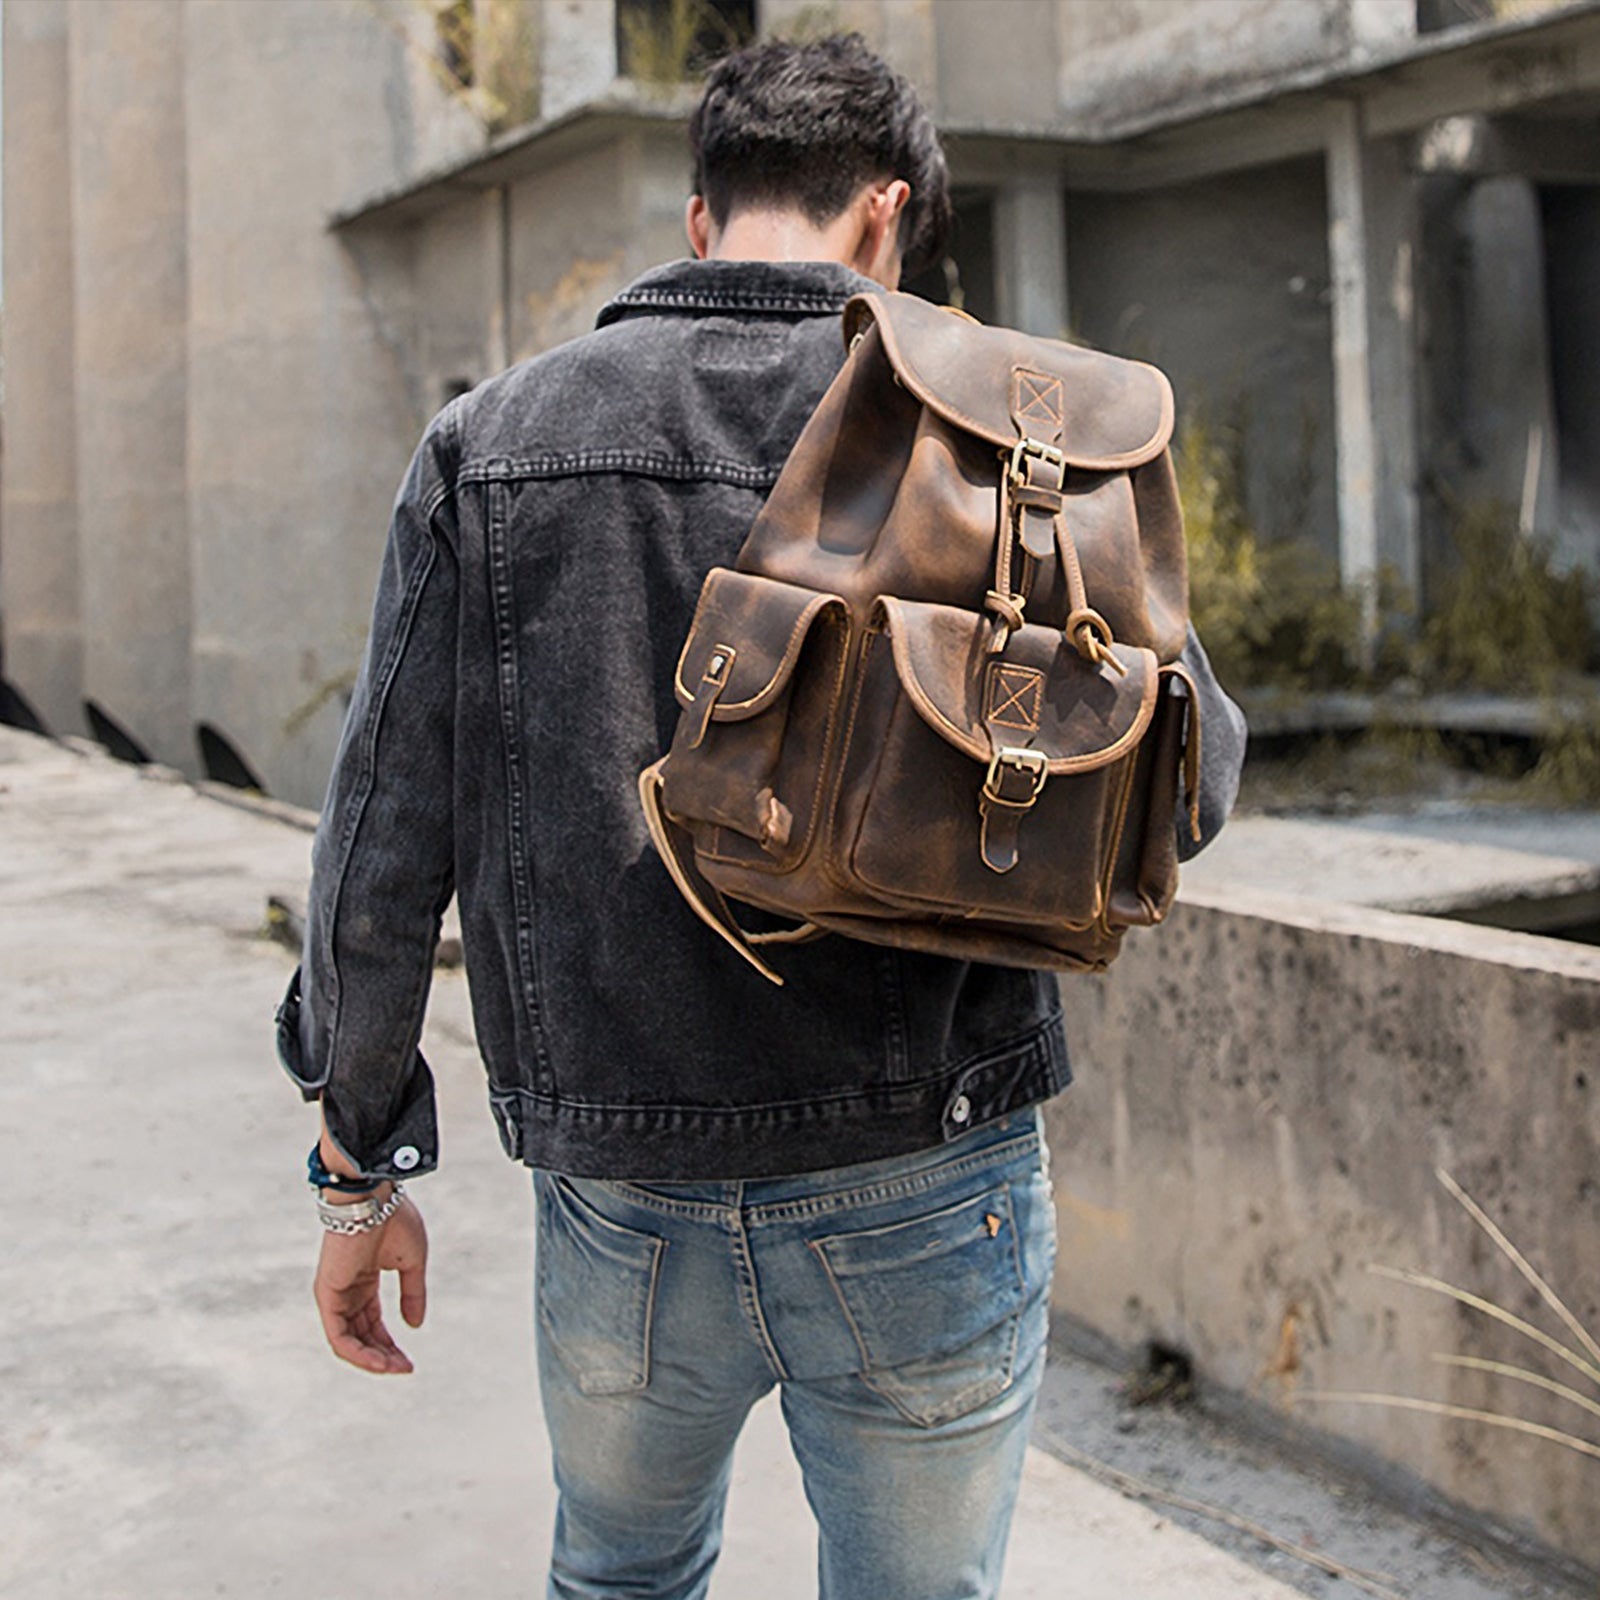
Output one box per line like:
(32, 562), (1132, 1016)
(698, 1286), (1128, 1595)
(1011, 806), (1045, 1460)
(596, 257), (881, 327)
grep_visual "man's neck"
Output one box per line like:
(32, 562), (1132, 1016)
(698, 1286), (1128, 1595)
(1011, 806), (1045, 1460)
(706, 207), (863, 268)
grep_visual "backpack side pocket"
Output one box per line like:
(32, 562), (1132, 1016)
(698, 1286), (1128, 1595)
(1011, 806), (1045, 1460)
(660, 568), (849, 873)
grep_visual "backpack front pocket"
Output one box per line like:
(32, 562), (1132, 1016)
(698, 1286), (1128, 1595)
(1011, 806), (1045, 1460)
(660, 568), (849, 873)
(834, 599), (1159, 927)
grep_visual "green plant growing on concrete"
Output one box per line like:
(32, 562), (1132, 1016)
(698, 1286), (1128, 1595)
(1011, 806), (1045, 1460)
(1419, 497), (1595, 696)
(284, 628), (371, 740)
(366, 0), (538, 133)
(284, 668), (362, 741)
(1527, 691), (1600, 805)
(619, 0), (754, 87)
(1298, 1168), (1600, 1467)
(1176, 409), (1368, 692)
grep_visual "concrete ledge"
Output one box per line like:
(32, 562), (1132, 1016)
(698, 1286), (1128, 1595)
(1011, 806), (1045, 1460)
(1182, 813), (1600, 926)
(1238, 688), (1600, 740)
(1180, 877), (1600, 974)
(1048, 884), (1600, 1571)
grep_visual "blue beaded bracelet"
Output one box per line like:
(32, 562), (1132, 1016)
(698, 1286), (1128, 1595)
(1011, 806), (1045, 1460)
(307, 1143), (379, 1196)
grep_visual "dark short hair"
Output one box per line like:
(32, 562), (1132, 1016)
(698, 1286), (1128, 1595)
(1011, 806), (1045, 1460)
(689, 34), (951, 277)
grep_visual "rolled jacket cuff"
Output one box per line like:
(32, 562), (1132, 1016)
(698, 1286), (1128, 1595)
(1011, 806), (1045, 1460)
(275, 968), (323, 1101)
(274, 967), (440, 1181)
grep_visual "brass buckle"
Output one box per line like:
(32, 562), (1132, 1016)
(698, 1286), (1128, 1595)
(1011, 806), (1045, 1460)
(1008, 436), (1067, 489)
(702, 645), (735, 690)
(982, 746), (1048, 806)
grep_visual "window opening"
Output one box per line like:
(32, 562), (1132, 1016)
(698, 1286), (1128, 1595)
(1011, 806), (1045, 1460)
(616, 0), (755, 85)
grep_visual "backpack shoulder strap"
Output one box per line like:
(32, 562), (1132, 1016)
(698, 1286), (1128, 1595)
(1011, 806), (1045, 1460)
(638, 760), (785, 986)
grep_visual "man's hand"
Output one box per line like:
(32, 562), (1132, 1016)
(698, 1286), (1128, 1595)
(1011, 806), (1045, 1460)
(313, 1191), (429, 1375)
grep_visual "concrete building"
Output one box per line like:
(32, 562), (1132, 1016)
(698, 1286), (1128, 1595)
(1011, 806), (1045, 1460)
(5, 0), (1600, 804)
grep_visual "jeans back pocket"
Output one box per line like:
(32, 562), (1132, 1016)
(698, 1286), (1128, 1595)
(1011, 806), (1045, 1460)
(811, 1183), (1025, 1427)
(536, 1173), (666, 1396)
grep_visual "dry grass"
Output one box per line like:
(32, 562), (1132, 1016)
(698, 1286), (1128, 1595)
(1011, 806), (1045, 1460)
(1296, 1168), (1600, 1467)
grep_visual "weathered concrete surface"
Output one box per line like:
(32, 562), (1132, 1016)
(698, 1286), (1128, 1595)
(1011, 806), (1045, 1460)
(0, 727), (1309, 1600)
(69, 0), (192, 770)
(1055, 0), (1413, 127)
(1182, 811), (1600, 918)
(1049, 878), (1600, 1571)
(0, 0), (83, 738)
(506, 127), (688, 361)
(183, 0), (457, 809)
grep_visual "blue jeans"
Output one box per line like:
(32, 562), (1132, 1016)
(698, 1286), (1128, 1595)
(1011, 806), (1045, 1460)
(532, 1111), (1055, 1600)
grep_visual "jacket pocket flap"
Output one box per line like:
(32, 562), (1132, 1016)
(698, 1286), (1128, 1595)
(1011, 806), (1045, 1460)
(675, 568), (847, 722)
(876, 597), (1158, 772)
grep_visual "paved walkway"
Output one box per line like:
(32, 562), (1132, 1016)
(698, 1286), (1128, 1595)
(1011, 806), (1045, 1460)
(0, 727), (1311, 1599)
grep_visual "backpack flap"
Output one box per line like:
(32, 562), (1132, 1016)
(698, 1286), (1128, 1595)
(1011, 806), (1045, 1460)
(841, 292), (1187, 666)
(871, 596), (1158, 886)
(665, 568), (847, 854)
(843, 292), (1174, 471)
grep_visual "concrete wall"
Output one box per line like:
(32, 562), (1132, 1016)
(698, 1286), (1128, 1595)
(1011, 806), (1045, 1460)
(1, 0), (481, 801)
(933, 0), (1058, 127)
(507, 127), (689, 359)
(1047, 886), (1600, 1569)
(182, 0), (471, 807)
(1, 0), (81, 735)
(1055, 0), (1413, 128)
(413, 197), (502, 409)
(1066, 159), (1340, 564)
(762, 0), (937, 97)
(541, 0), (617, 119)
(68, 0), (191, 769)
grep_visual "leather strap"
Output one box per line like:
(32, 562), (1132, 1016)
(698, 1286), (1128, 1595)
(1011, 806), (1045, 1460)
(1159, 663), (1204, 841)
(681, 645), (736, 750)
(977, 740), (1048, 875)
(1013, 456), (1063, 562)
(637, 760), (784, 985)
(979, 788), (1031, 874)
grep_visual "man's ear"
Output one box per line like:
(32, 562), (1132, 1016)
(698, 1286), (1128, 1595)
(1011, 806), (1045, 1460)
(853, 179), (911, 289)
(686, 194), (713, 259)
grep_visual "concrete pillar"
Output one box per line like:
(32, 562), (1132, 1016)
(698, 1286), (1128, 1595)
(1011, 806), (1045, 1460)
(1458, 178), (1560, 535)
(1, 0), (82, 735)
(69, 0), (192, 770)
(1542, 187), (1600, 576)
(994, 178), (1069, 341)
(540, 0), (615, 118)
(1325, 99), (1420, 644)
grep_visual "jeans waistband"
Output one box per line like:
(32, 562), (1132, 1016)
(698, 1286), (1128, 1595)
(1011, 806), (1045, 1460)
(573, 1108), (1044, 1222)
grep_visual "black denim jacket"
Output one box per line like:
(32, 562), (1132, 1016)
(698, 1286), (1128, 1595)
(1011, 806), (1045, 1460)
(276, 258), (1246, 1183)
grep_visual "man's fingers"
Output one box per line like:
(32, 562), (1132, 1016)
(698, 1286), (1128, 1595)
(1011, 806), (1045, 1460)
(321, 1301), (413, 1374)
(328, 1323), (413, 1375)
(387, 1200), (429, 1329)
(399, 1260), (427, 1328)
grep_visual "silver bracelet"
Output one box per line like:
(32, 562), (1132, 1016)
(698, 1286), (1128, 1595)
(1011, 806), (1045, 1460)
(315, 1183), (406, 1235)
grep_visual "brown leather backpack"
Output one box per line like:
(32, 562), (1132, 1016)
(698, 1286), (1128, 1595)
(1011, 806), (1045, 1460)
(640, 291), (1200, 984)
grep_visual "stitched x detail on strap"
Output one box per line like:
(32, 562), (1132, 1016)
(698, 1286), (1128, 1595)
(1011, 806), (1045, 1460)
(986, 664), (1044, 732)
(1011, 369), (1064, 441)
